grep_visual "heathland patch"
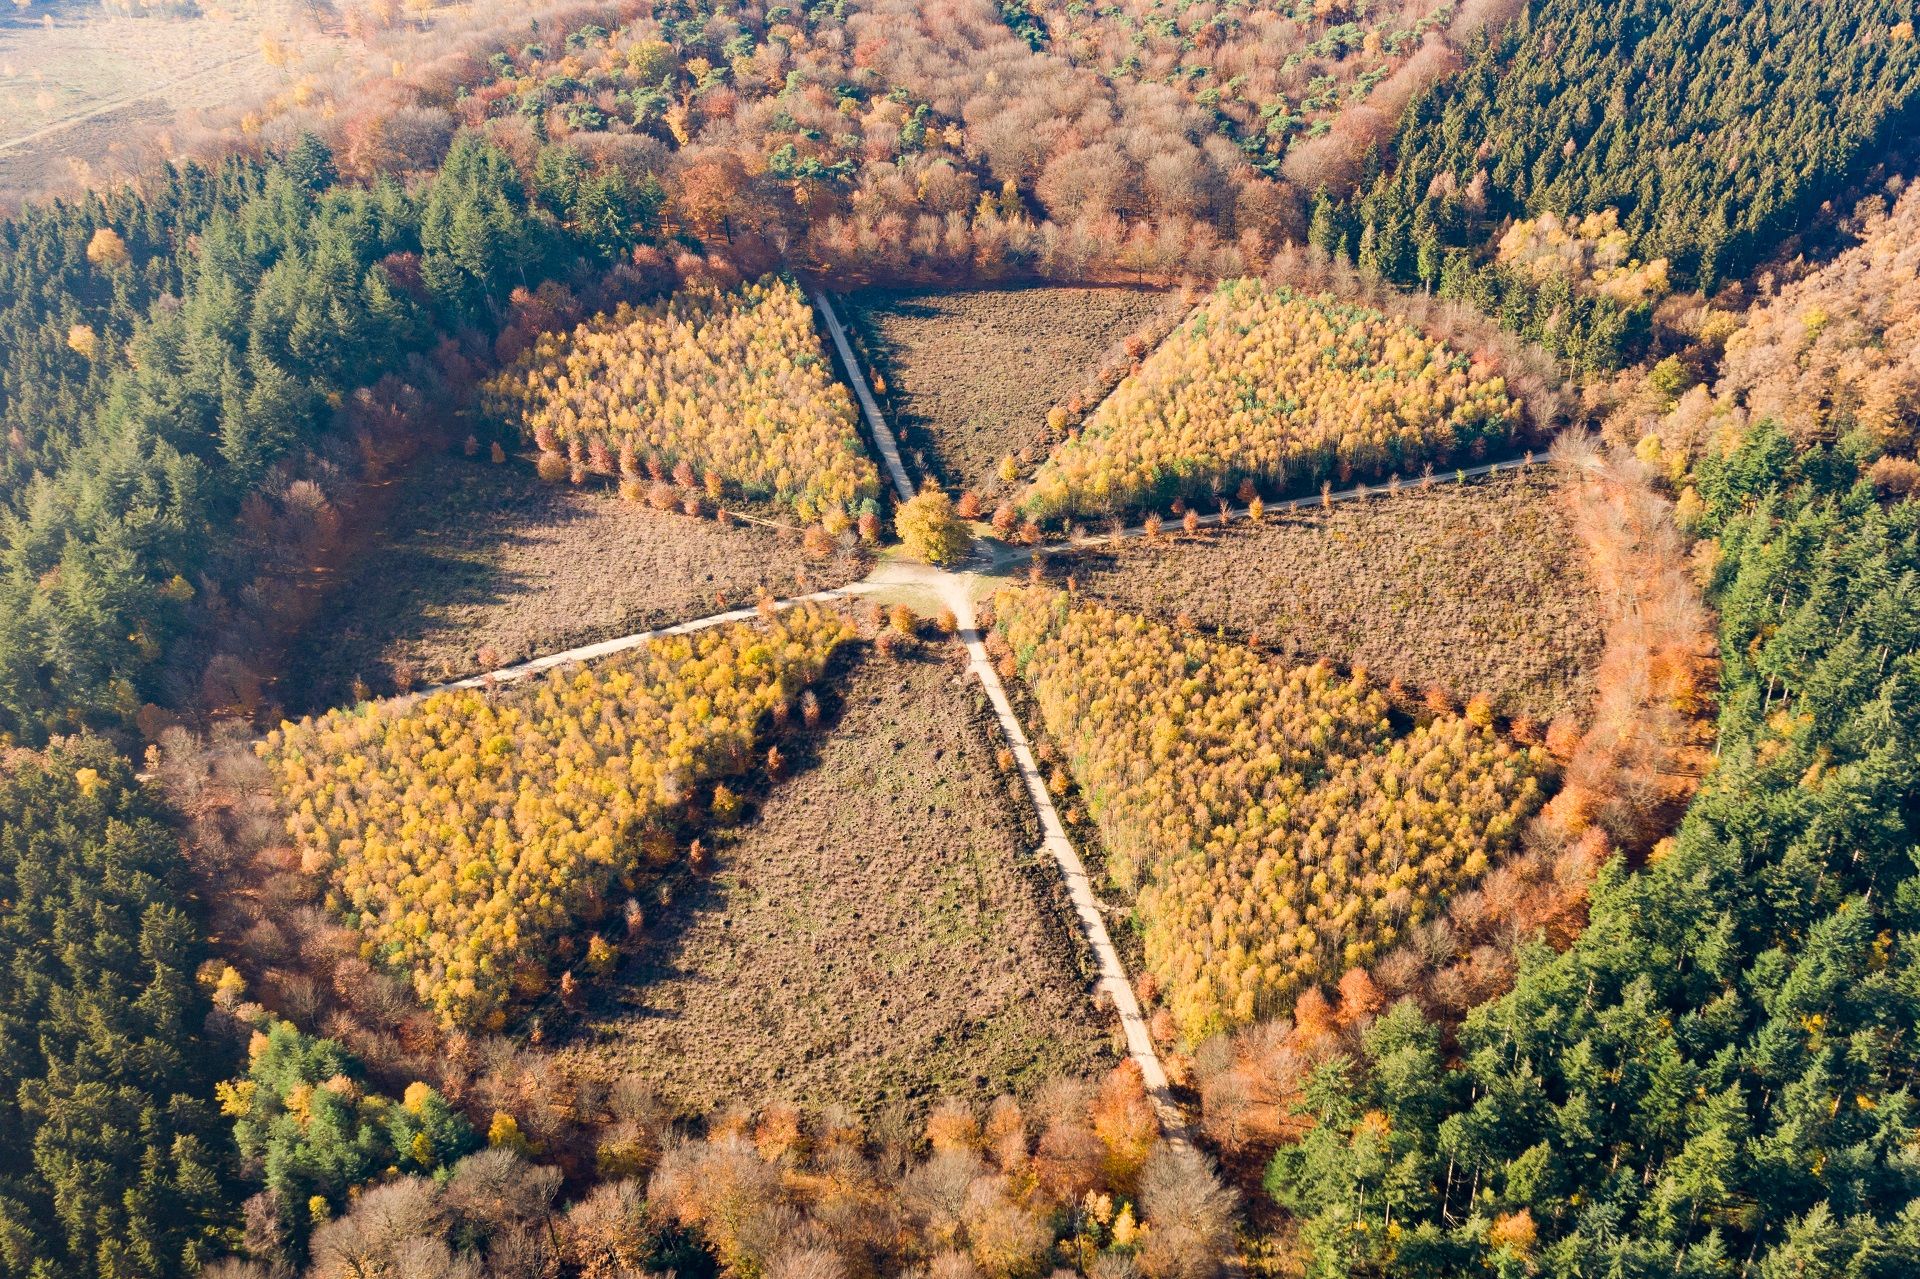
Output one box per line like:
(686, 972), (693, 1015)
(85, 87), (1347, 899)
(1057, 470), (1602, 723)
(286, 455), (866, 710)
(1019, 279), (1522, 522)
(263, 605), (853, 1030)
(846, 285), (1179, 501)
(992, 587), (1551, 1041)
(0, 1), (294, 207)
(555, 645), (1111, 1115)
(483, 275), (880, 525)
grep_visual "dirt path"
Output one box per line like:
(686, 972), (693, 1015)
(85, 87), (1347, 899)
(415, 581), (881, 696)
(813, 289), (917, 503)
(943, 569), (1188, 1132)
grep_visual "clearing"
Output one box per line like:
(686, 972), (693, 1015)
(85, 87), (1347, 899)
(0, 1), (296, 206)
(1053, 469), (1602, 724)
(284, 455), (867, 711)
(554, 643), (1114, 1116)
(844, 285), (1178, 503)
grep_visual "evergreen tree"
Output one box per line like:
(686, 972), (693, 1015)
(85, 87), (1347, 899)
(0, 739), (240, 1279)
(1271, 423), (1920, 1275)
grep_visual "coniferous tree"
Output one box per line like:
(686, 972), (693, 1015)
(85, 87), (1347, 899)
(0, 739), (240, 1279)
(1271, 422), (1920, 1275)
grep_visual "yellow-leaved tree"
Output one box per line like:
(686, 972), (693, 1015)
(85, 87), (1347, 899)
(263, 605), (853, 1028)
(995, 587), (1550, 1040)
(1019, 279), (1521, 522)
(482, 274), (879, 525)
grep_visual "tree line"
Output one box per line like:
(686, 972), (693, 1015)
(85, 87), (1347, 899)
(0, 130), (664, 743)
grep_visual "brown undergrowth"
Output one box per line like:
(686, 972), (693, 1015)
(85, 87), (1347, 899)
(1059, 469), (1602, 723)
(284, 454), (867, 712)
(846, 285), (1188, 502)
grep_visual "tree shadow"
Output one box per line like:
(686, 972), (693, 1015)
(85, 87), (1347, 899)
(282, 455), (610, 712)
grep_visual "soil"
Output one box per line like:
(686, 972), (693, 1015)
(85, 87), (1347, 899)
(1053, 470), (1604, 724)
(844, 285), (1181, 503)
(555, 644), (1114, 1117)
(283, 454), (868, 712)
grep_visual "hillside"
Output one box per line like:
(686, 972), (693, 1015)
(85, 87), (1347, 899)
(1323, 0), (1920, 368)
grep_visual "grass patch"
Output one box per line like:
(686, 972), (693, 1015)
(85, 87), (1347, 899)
(845, 285), (1179, 501)
(286, 455), (867, 711)
(0, 1), (291, 205)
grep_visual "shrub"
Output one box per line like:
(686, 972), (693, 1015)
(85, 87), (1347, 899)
(1021, 280), (1520, 522)
(262, 606), (853, 1027)
(483, 275), (879, 523)
(995, 587), (1549, 1040)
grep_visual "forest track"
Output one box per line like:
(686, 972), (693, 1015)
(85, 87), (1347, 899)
(812, 289), (917, 503)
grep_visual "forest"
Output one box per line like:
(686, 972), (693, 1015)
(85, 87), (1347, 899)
(0, 0), (1915, 1276)
(482, 276), (880, 523)
(1017, 278), (1523, 521)
(1313, 0), (1920, 368)
(993, 587), (1549, 1041)
(1267, 423), (1920, 1276)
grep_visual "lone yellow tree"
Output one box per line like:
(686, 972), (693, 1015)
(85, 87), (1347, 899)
(895, 486), (974, 565)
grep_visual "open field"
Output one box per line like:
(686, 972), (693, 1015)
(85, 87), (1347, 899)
(0, 1), (293, 205)
(284, 455), (867, 712)
(1054, 470), (1601, 724)
(555, 644), (1113, 1115)
(845, 285), (1178, 502)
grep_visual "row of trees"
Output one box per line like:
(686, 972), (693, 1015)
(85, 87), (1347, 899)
(1308, 0), (1920, 369)
(993, 587), (1549, 1041)
(1269, 420), (1920, 1274)
(211, 1065), (1237, 1279)
(263, 606), (853, 1028)
(1019, 279), (1522, 521)
(481, 276), (881, 523)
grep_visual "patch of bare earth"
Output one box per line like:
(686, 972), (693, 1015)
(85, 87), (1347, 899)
(555, 645), (1114, 1117)
(284, 455), (867, 712)
(845, 285), (1179, 502)
(1057, 470), (1603, 724)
